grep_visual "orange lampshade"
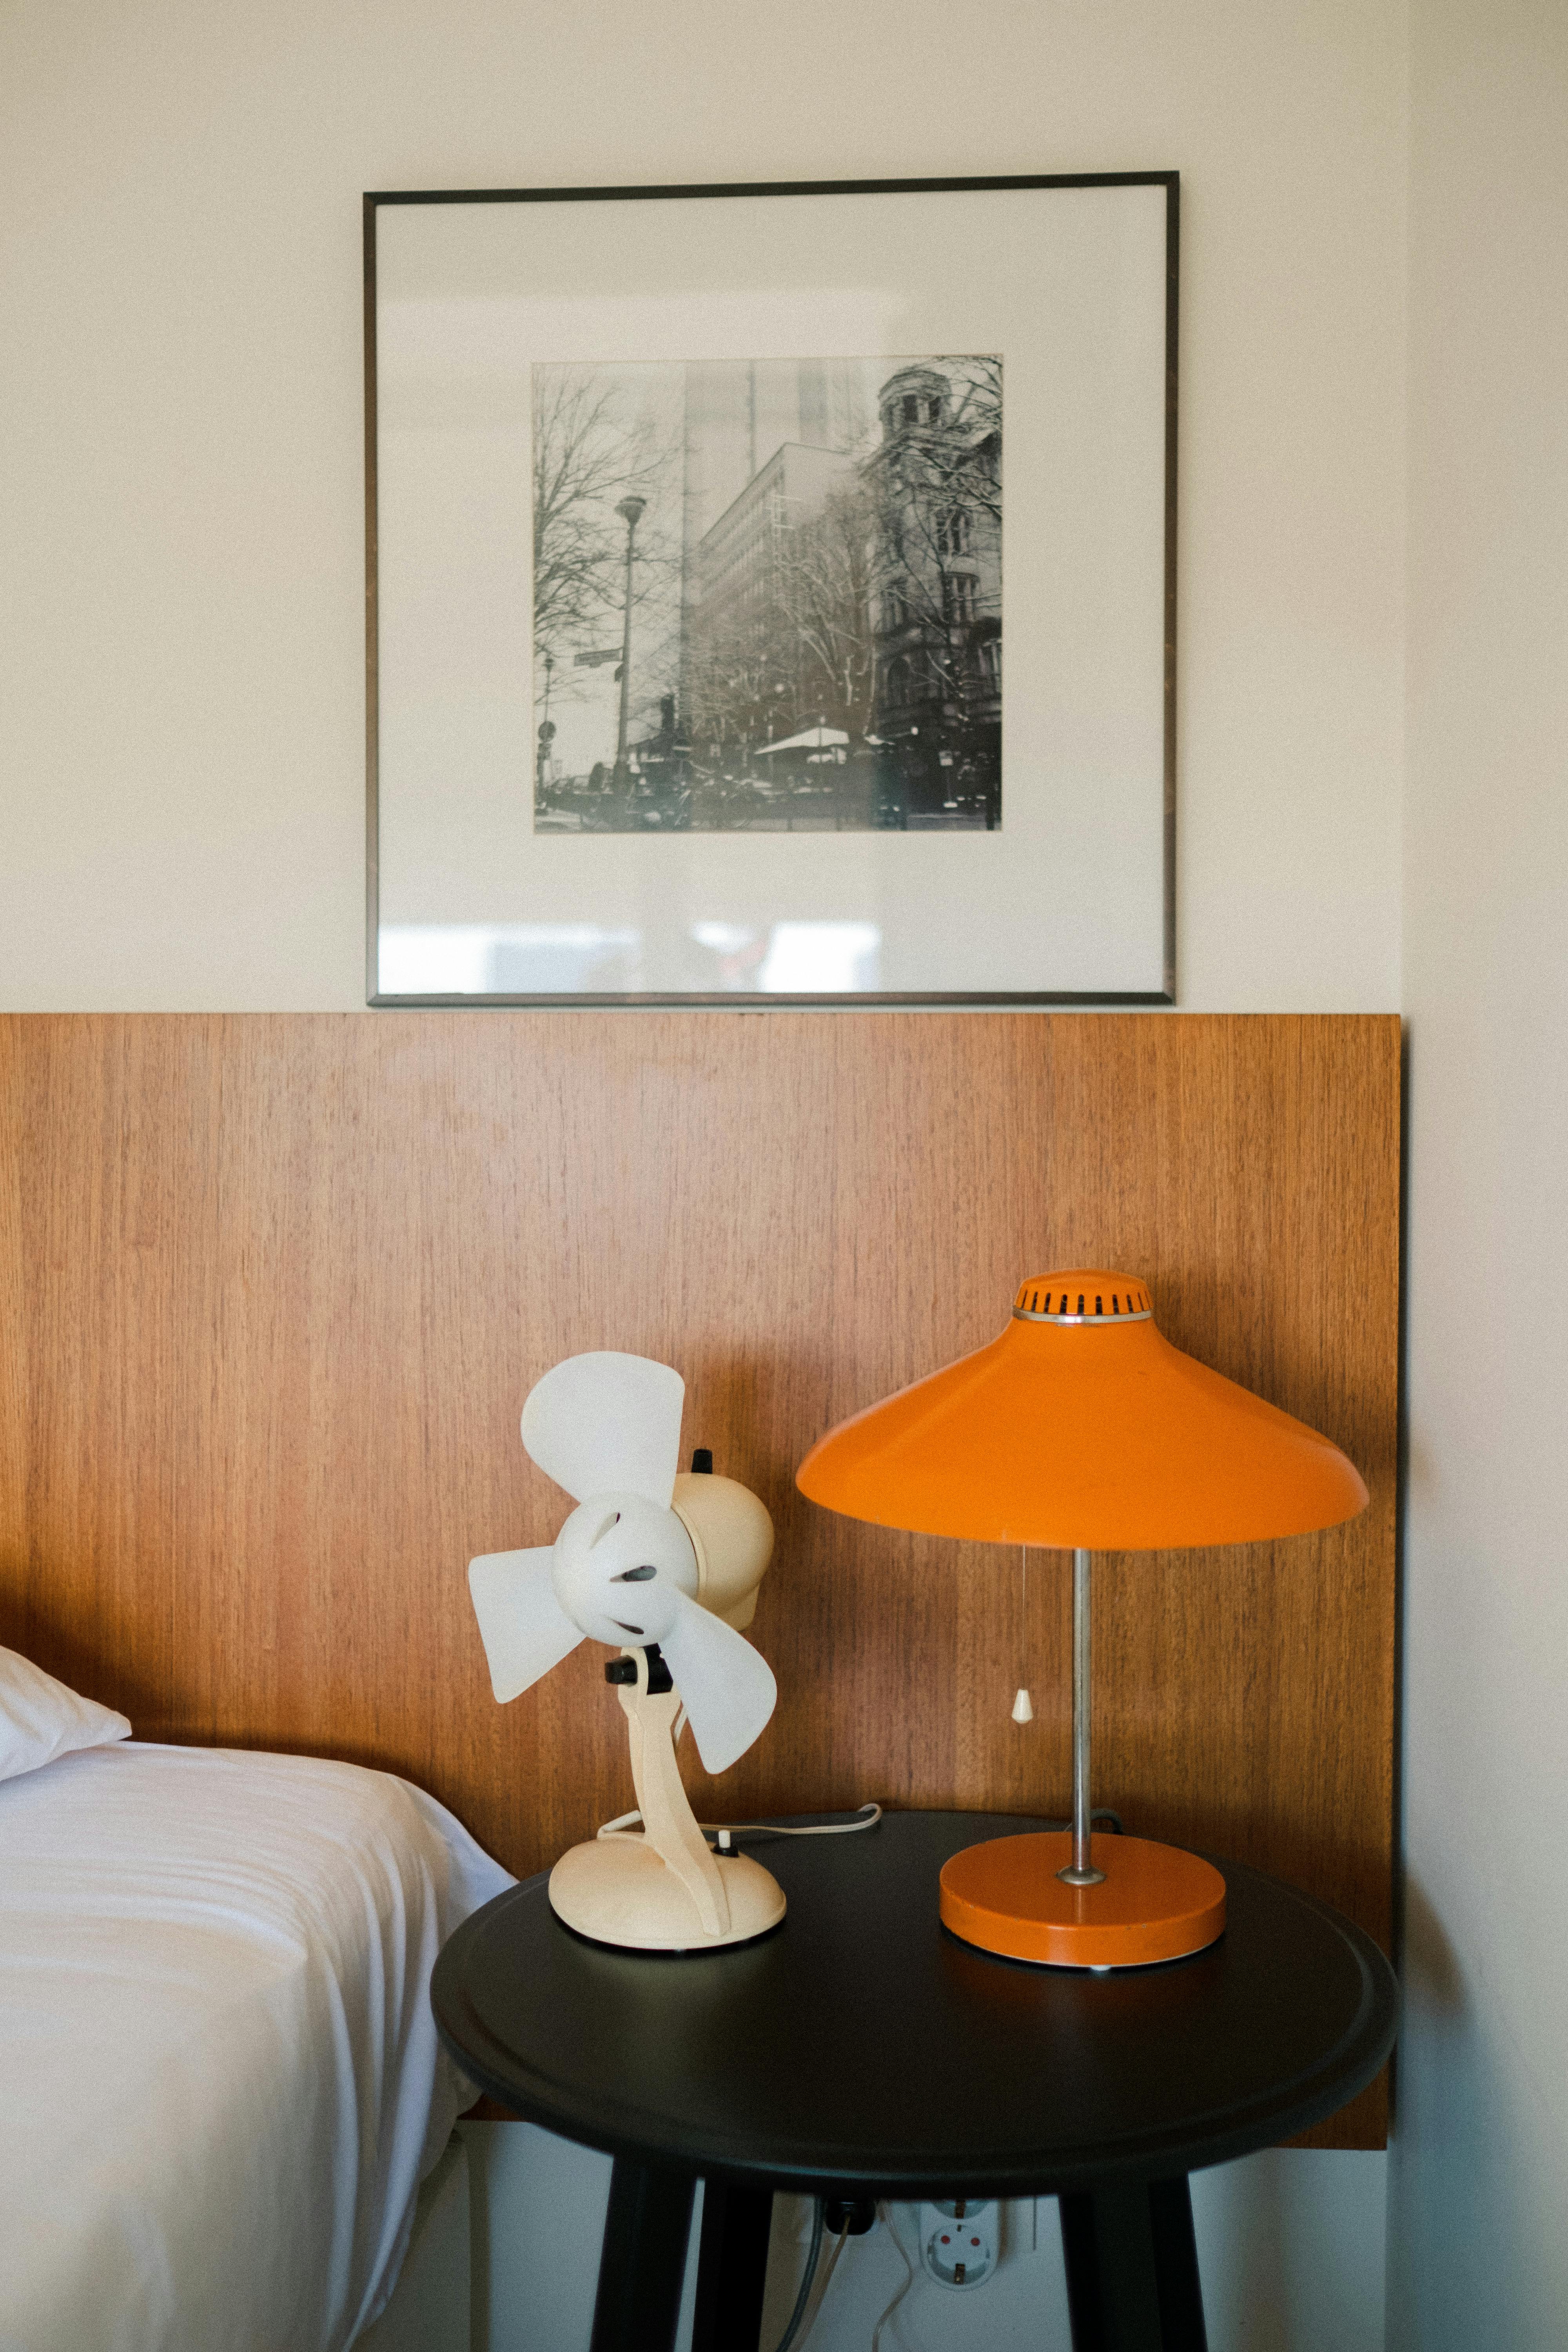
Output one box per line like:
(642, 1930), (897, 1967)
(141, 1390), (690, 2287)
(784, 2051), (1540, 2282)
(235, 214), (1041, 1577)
(796, 1269), (1368, 1550)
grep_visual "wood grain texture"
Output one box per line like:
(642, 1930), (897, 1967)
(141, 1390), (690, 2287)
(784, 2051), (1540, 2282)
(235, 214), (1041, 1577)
(0, 1013), (1399, 2147)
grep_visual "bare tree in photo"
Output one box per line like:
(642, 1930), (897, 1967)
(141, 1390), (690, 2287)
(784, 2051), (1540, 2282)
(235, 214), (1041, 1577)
(931, 355), (1002, 525)
(686, 588), (795, 770)
(530, 368), (673, 672)
(776, 482), (881, 742)
(685, 485), (880, 762)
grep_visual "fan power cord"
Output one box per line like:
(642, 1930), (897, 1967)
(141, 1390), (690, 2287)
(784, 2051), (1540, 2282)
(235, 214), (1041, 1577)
(766, 2194), (895, 2352)
(787, 2213), (851, 2348)
(870, 2201), (917, 2351)
(597, 1802), (884, 1846)
(769, 2198), (825, 2352)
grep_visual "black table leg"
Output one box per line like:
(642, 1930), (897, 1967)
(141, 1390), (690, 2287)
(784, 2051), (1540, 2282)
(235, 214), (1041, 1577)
(590, 2156), (697, 2352)
(1059, 2177), (1207, 2352)
(690, 2179), (775, 2352)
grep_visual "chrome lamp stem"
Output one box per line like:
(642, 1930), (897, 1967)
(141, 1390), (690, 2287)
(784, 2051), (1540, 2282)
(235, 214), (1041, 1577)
(1059, 1546), (1106, 1887)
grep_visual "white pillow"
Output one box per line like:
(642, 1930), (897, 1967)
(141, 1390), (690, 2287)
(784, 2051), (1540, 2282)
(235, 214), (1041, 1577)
(0, 1647), (132, 1784)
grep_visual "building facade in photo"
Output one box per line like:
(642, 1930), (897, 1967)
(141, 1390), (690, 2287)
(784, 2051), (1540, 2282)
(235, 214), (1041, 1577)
(866, 363), (1002, 828)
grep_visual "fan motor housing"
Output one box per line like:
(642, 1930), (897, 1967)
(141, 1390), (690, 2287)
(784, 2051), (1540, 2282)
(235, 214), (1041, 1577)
(670, 1473), (774, 1630)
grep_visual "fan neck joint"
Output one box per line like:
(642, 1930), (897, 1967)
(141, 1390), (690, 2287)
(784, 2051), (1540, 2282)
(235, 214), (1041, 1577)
(605, 1644), (673, 1694)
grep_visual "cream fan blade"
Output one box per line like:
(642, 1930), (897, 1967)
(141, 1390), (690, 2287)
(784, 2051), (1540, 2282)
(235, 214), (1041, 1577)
(659, 1589), (778, 1776)
(468, 1547), (582, 1703)
(520, 1352), (685, 1508)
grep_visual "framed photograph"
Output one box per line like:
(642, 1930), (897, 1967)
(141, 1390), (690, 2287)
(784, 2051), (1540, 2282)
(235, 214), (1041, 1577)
(365, 174), (1176, 1005)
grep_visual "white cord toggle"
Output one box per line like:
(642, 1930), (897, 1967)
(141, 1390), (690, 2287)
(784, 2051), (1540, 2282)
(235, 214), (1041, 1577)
(1012, 1688), (1034, 1724)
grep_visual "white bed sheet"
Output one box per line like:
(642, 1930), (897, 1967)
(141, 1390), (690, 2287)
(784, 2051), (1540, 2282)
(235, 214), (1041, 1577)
(0, 1741), (512, 2352)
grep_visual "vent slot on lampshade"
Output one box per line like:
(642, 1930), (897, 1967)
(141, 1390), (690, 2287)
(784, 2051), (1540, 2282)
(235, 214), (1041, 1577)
(1012, 1273), (1152, 1325)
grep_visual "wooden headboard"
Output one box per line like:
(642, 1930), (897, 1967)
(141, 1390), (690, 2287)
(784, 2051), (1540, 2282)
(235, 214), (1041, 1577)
(0, 1012), (1399, 2144)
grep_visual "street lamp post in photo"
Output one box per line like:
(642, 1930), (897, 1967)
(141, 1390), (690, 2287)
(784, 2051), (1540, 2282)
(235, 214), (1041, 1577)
(536, 650), (555, 803)
(613, 495), (647, 775)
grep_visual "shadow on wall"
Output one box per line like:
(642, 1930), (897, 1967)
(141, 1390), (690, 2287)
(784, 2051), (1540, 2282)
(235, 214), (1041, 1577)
(1192, 2147), (1388, 2352)
(1388, 1879), (1568, 2352)
(0, 1583), (166, 1732)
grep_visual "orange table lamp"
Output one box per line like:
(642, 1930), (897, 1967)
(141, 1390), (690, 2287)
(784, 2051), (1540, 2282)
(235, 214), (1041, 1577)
(796, 1270), (1368, 1969)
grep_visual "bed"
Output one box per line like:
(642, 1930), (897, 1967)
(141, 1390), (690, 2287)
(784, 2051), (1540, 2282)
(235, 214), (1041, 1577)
(0, 1685), (510, 2352)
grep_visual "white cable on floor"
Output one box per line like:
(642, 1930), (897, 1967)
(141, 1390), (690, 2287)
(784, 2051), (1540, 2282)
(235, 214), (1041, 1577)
(870, 2203), (917, 2352)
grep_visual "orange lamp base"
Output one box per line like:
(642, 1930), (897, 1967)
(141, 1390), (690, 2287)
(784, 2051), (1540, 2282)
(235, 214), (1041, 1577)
(939, 1831), (1227, 1969)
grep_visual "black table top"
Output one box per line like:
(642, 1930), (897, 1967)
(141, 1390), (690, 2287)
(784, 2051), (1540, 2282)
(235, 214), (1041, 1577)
(432, 1810), (1398, 2198)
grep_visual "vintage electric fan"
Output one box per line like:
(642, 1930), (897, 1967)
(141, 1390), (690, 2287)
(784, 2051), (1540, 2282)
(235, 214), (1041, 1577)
(468, 1351), (784, 1951)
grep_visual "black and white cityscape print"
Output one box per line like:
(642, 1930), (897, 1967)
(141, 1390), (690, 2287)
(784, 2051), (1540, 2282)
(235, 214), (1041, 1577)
(531, 356), (1002, 834)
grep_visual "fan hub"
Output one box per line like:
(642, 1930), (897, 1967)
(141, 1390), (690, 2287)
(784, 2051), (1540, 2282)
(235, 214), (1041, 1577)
(552, 1492), (699, 1650)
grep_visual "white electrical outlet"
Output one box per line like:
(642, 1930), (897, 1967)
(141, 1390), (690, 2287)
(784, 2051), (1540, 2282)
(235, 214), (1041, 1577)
(920, 2199), (996, 2288)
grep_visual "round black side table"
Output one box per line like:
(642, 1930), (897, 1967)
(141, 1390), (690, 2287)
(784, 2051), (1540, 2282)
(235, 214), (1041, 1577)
(432, 1810), (1397, 2352)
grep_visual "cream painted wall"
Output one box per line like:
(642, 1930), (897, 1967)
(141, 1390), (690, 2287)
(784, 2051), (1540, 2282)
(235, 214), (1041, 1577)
(0, 5), (1409, 2347)
(1390, 2), (1568, 2345)
(0, 0), (1405, 1012)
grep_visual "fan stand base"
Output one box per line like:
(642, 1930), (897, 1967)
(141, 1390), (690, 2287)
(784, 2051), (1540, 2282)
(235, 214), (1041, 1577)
(549, 1836), (786, 1952)
(547, 1647), (786, 1953)
(939, 1831), (1227, 1969)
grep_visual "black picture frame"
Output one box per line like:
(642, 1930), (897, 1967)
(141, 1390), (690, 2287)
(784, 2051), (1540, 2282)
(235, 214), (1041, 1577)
(365, 173), (1178, 1007)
